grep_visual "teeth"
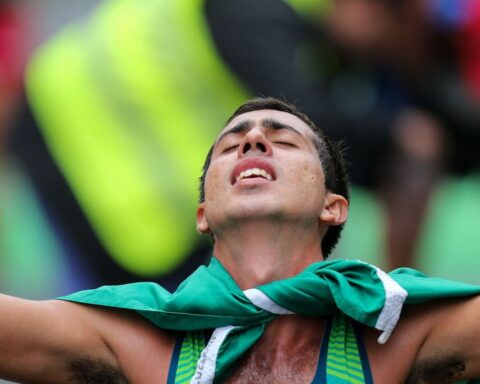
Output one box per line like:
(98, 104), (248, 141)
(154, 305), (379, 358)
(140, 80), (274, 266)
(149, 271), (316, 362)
(236, 167), (273, 183)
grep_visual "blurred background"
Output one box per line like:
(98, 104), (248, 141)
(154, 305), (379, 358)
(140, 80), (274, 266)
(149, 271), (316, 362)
(1, 0), (480, 309)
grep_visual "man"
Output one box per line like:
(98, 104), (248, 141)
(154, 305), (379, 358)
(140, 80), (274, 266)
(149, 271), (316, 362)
(1, 97), (480, 384)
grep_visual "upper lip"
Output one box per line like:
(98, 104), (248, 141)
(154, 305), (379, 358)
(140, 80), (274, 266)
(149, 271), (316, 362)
(231, 158), (276, 185)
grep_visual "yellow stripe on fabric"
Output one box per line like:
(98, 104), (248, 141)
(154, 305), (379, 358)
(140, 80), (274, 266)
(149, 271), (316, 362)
(177, 357), (196, 369)
(329, 340), (360, 349)
(326, 356), (363, 375)
(326, 314), (366, 384)
(329, 346), (360, 355)
(327, 355), (363, 371)
(327, 361), (364, 379)
(179, 344), (193, 354)
(175, 331), (204, 384)
(176, 377), (194, 384)
(177, 356), (196, 366)
(327, 347), (361, 361)
(328, 347), (362, 359)
(175, 370), (196, 383)
(326, 367), (365, 384)
(177, 359), (195, 369)
(176, 367), (196, 377)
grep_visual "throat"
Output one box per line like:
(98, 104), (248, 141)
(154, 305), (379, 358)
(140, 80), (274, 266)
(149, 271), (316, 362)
(214, 223), (324, 290)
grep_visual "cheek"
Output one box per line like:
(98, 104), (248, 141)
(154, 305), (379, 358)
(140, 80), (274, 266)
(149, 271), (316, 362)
(204, 161), (227, 203)
(295, 160), (323, 185)
(285, 159), (325, 201)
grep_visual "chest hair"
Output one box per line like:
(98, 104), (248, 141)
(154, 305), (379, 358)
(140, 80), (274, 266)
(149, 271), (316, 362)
(225, 337), (321, 384)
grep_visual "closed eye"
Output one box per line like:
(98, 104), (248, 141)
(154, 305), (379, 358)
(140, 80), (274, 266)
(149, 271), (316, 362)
(222, 144), (239, 153)
(274, 141), (297, 148)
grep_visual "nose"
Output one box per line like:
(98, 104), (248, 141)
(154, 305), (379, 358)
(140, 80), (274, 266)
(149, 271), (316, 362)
(238, 128), (273, 157)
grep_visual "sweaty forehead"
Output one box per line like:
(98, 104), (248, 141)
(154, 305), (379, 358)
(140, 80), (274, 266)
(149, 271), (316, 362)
(217, 109), (315, 140)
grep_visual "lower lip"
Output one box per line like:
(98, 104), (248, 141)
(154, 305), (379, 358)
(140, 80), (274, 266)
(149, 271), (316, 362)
(234, 177), (272, 187)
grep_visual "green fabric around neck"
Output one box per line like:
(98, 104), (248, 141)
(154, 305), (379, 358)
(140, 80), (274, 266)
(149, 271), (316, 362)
(59, 257), (480, 383)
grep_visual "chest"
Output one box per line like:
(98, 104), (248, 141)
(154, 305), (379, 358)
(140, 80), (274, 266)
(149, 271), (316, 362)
(224, 341), (321, 384)
(169, 314), (372, 384)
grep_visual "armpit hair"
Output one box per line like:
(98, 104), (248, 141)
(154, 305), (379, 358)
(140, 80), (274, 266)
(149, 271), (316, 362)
(406, 354), (466, 384)
(67, 357), (129, 384)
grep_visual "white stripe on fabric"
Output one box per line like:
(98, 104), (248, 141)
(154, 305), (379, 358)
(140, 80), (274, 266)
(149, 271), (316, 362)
(191, 325), (236, 384)
(373, 266), (408, 344)
(243, 288), (294, 315)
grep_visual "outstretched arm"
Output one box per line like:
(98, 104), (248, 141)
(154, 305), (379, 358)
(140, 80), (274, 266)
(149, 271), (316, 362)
(0, 294), (117, 383)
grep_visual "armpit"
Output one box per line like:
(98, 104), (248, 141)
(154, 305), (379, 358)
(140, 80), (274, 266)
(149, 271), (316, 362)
(67, 357), (129, 384)
(406, 354), (466, 384)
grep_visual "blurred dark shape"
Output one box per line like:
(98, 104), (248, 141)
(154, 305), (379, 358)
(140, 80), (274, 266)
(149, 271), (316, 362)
(324, 0), (480, 269)
(207, 0), (480, 270)
(0, 1), (25, 148)
(0, 1), (90, 298)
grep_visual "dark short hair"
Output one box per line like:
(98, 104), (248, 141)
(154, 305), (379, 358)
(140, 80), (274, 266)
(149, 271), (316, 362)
(199, 97), (349, 257)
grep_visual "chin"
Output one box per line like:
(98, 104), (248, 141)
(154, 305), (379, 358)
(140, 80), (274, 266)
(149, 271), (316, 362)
(232, 205), (288, 223)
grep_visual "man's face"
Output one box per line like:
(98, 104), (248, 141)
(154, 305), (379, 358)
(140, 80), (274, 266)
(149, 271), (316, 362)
(197, 109), (327, 235)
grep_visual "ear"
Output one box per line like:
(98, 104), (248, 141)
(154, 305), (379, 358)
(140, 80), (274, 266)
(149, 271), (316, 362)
(319, 193), (348, 226)
(196, 202), (211, 234)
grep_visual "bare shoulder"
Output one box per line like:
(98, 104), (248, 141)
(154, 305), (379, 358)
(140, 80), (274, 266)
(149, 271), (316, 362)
(57, 301), (178, 384)
(0, 296), (177, 384)
(362, 296), (480, 384)
(0, 296), (121, 383)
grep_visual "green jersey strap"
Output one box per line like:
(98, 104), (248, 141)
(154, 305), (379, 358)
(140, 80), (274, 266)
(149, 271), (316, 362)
(168, 331), (207, 384)
(318, 313), (373, 384)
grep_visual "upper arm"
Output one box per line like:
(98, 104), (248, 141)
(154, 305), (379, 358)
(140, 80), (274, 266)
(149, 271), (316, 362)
(0, 294), (115, 383)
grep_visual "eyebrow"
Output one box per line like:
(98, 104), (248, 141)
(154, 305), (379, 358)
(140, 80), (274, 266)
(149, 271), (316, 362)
(216, 118), (302, 145)
(262, 118), (302, 137)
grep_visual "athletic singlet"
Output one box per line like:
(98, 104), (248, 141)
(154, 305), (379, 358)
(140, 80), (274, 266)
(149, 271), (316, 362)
(167, 313), (373, 383)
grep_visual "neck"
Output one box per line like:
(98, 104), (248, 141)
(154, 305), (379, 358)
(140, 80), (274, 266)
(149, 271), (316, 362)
(213, 219), (325, 290)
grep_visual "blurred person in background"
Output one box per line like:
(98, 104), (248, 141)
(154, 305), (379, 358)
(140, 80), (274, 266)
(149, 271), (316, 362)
(324, 0), (480, 269)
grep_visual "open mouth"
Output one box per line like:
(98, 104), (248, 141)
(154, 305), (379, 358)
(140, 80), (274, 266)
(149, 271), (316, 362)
(231, 159), (276, 185)
(235, 167), (273, 183)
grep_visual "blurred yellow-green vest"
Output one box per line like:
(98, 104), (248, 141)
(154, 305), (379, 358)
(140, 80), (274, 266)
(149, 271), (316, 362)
(26, 0), (328, 277)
